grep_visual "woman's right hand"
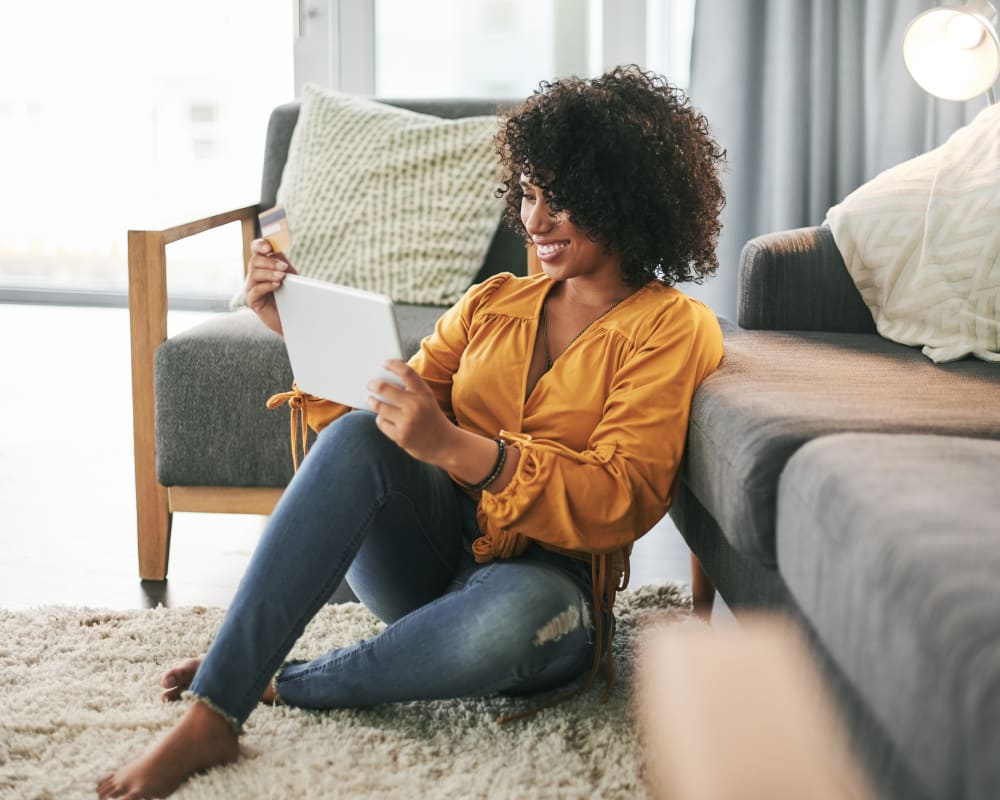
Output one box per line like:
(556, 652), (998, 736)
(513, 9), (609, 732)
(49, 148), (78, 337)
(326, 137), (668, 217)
(246, 238), (296, 336)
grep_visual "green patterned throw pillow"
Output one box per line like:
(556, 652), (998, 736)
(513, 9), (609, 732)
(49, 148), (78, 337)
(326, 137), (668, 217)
(276, 85), (503, 306)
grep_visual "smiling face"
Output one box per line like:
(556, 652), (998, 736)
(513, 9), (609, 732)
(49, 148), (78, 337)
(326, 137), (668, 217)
(519, 175), (623, 283)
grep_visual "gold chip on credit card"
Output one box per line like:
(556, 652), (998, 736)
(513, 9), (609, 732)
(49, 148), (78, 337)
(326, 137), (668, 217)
(258, 205), (291, 254)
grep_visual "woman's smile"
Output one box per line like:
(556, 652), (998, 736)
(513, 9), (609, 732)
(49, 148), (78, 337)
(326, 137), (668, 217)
(534, 239), (571, 261)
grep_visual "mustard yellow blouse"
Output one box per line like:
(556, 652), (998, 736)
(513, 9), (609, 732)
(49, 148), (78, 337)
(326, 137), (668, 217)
(287, 272), (724, 566)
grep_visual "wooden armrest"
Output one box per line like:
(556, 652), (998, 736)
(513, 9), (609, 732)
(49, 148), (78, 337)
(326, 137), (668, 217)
(128, 203), (259, 336)
(127, 202), (260, 406)
(148, 204), (260, 245)
(129, 204), (260, 276)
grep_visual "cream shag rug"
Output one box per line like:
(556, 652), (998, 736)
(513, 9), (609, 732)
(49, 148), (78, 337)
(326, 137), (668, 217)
(0, 583), (690, 800)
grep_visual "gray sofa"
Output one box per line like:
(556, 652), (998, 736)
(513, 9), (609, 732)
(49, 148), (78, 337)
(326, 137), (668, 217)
(670, 225), (1000, 800)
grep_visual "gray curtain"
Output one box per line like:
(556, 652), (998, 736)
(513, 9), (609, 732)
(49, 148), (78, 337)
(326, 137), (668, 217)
(686, 0), (987, 319)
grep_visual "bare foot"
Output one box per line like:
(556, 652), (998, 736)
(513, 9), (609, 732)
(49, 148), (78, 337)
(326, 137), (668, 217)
(96, 700), (239, 799)
(161, 658), (201, 702)
(161, 658), (277, 705)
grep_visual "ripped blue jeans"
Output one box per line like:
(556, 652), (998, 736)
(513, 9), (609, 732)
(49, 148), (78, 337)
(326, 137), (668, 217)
(189, 411), (596, 731)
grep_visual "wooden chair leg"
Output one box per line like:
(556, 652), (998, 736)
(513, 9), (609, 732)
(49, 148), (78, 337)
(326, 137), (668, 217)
(690, 551), (716, 621)
(137, 482), (172, 581)
(129, 229), (171, 581)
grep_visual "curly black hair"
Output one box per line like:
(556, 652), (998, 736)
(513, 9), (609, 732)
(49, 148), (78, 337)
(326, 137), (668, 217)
(495, 65), (726, 287)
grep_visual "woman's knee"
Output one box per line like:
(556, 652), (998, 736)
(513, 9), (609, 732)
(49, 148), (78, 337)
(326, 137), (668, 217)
(459, 564), (593, 666)
(311, 411), (388, 462)
(505, 573), (591, 650)
(297, 411), (405, 486)
(274, 411), (403, 525)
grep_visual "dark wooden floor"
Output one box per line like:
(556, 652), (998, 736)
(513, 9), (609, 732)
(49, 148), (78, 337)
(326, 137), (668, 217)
(0, 304), (700, 611)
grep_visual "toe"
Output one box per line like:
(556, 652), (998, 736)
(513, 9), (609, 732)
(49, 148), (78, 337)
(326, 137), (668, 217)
(96, 774), (116, 798)
(160, 658), (200, 695)
(161, 667), (185, 690)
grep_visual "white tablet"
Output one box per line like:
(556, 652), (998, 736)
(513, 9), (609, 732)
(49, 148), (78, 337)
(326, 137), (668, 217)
(274, 274), (404, 409)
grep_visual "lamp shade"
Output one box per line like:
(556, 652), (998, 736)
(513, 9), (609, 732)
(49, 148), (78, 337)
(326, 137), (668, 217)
(903, 1), (1000, 100)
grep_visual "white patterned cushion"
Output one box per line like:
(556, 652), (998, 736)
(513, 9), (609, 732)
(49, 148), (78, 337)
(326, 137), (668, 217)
(276, 84), (503, 306)
(826, 103), (1000, 363)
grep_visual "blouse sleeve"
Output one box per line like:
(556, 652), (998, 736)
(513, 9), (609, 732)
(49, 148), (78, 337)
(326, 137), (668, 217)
(303, 397), (351, 432)
(478, 300), (723, 555)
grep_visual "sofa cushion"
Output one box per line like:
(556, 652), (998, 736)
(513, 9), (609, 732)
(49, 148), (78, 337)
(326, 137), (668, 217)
(276, 84), (503, 306)
(156, 305), (444, 487)
(682, 320), (1000, 566)
(826, 103), (1000, 364)
(777, 433), (1000, 800)
(259, 100), (527, 288)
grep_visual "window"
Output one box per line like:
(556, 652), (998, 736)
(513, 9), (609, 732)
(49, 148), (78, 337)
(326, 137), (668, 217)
(0, 1), (294, 303)
(375, 0), (594, 99)
(645, 0), (697, 90)
(372, 0), (694, 99)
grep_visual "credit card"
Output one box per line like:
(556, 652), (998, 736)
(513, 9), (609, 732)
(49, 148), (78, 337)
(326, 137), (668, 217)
(258, 205), (291, 253)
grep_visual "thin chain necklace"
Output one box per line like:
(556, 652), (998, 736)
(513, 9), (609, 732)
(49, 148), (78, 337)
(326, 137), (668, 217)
(541, 297), (621, 372)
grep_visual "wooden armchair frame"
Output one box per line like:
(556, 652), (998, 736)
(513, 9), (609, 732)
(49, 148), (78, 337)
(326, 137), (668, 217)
(129, 208), (542, 581)
(128, 205), (284, 581)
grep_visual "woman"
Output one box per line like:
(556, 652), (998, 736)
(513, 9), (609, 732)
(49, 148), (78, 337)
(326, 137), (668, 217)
(99, 65), (725, 799)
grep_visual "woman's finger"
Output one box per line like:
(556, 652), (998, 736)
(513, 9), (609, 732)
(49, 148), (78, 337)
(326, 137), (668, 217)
(380, 359), (428, 394)
(368, 396), (399, 428)
(251, 238), (274, 255)
(249, 263), (286, 285)
(245, 280), (271, 305)
(246, 286), (267, 311)
(250, 251), (294, 273)
(367, 378), (406, 408)
(372, 411), (397, 434)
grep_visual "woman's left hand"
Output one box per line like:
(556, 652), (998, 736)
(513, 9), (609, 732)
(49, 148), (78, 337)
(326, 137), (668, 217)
(367, 360), (456, 465)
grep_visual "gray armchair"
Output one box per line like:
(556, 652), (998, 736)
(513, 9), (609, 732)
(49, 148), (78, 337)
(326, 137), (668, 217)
(128, 99), (532, 581)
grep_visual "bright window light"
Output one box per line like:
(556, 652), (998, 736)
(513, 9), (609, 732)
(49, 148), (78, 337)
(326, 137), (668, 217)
(0, 1), (294, 298)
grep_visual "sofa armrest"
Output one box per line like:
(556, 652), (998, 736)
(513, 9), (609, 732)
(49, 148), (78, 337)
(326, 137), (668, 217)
(737, 226), (876, 334)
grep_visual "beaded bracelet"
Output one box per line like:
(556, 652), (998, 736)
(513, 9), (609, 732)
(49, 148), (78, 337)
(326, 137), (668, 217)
(467, 437), (507, 491)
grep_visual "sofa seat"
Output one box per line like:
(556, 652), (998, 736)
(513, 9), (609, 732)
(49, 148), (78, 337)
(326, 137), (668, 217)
(683, 320), (1000, 566)
(155, 304), (446, 487)
(776, 433), (1000, 800)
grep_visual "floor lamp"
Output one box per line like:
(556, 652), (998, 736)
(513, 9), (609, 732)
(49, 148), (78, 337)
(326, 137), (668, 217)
(904, 0), (1000, 103)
